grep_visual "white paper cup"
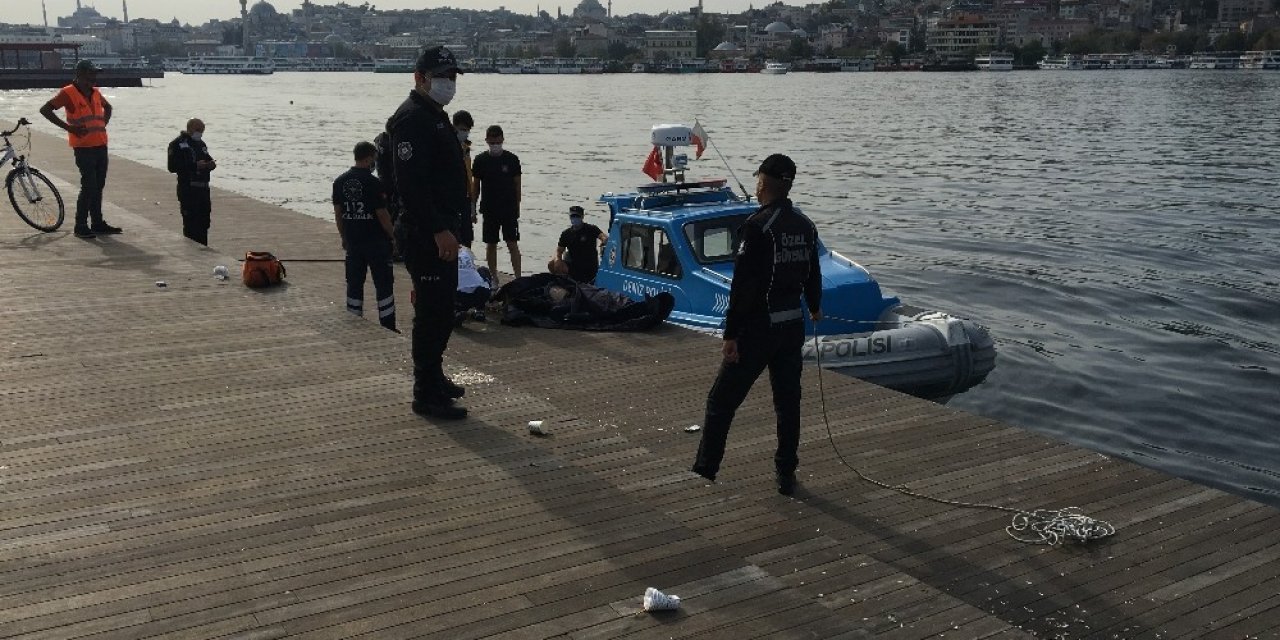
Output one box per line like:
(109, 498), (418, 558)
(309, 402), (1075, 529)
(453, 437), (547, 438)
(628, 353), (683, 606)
(527, 420), (545, 435)
(643, 587), (680, 611)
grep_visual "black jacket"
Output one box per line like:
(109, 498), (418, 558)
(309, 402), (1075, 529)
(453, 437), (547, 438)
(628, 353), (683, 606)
(724, 198), (822, 339)
(386, 91), (467, 234)
(166, 132), (213, 188)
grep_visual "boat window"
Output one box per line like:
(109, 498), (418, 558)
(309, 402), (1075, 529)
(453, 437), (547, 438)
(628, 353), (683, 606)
(621, 224), (682, 279)
(683, 214), (749, 264)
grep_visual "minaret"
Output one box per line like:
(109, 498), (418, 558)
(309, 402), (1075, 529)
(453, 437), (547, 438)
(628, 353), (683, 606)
(240, 0), (251, 55)
(123, 0), (129, 23)
(42, 1), (48, 27)
(608, 0), (612, 18)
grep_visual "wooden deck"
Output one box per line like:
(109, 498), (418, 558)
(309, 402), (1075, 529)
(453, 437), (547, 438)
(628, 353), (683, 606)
(2, 123), (1278, 639)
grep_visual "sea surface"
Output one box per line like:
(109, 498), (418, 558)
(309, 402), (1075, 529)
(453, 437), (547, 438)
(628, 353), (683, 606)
(3, 71), (1278, 506)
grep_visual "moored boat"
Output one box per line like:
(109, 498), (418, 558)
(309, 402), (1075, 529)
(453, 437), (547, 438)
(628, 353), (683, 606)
(592, 125), (997, 400)
(975, 52), (1014, 71)
(761, 61), (790, 74)
(184, 56), (275, 75)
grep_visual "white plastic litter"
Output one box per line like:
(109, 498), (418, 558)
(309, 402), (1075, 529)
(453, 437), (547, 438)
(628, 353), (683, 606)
(213, 265), (229, 280)
(527, 420), (546, 435)
(155, 281), (167, 288)
(684, 425), (701, 433)
(643, 587), (680, 611)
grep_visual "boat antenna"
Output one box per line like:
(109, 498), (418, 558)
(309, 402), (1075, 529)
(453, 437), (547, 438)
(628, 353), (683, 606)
(694, 114), (751, 201)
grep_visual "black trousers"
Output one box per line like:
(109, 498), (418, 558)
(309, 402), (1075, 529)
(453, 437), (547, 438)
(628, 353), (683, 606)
(178, 184), (211, 245)
(345, 237), (396, 331)
(73, 145), (108, 228)
(693, 319), (806, 479)
(400, 224), (458, 401)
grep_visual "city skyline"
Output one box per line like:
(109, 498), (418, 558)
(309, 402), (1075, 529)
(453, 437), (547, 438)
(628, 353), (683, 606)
(6, 0), (757, 26)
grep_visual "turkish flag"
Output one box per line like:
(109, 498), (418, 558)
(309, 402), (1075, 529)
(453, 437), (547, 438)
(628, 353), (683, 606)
(642, 146), (663, 181)
(691, 120), (709, 159)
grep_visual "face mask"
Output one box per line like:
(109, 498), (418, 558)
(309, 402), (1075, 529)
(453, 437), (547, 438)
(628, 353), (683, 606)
(457, 130), (469, 144)
(488, 144), (503, 156)
(190, 132), (203, 141)
(427, 78), (456, 105)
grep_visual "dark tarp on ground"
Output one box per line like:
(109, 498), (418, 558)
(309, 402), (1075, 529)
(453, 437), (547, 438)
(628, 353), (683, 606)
(495, 273), (674, 332)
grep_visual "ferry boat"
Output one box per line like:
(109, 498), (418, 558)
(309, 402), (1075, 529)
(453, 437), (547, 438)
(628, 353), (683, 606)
(592, 125), (996, 400)
(184, 56), (275, 75)
(1038, 54), (1083, 70)
(761, 61), (791, 74)
(1189, 52), (1241, 69)
(840, 57), (875, 72)
(1240, 50), (1280, 70)
(975, 52), (1014, 71)
(631, 62), (648, 73)
(497, 59), (523, 74)
(373, 58), (414, 73)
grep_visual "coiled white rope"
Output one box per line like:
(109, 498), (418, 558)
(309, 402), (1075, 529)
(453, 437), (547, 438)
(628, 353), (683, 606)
(811, 332), (1116, 545)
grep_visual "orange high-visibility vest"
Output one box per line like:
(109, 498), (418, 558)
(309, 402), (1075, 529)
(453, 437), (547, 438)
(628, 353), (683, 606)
(58, 84), (108, 148)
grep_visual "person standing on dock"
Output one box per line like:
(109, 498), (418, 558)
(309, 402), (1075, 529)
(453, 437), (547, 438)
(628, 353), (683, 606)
(691, 154), (823, 496)
(38, 59), (122, 239)
(472, 124), (522, 284)
(166, 119), (216, 245)
(386, 46), (469, 420)
(451, 110), (477, 247)
(333, 141), (396, 331)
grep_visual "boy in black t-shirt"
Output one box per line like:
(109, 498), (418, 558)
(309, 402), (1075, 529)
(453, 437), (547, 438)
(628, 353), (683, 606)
(554, 205), (608, 284)
(472, 124), (522, 284)
(333, 141), (397, 331)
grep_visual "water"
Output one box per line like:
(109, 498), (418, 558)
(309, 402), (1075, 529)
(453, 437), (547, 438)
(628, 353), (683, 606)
(3, 71), (1278, 505)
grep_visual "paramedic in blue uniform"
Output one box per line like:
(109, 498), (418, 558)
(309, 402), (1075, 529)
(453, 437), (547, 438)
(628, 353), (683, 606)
(166, 118), (215, 245)
(691, 154), (822, 496)
(332, 141), (396, 331)
(387, 46), (469, 420)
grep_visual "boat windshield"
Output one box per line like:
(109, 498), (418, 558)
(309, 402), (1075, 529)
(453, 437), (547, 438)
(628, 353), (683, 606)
(683, 214), (749, 264)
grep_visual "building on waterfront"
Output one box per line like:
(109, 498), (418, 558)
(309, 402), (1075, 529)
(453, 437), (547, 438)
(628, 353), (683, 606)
(1218, 0), (1271, 23)
(644, 30), (697, 61)
(58, 2), (108, 29)
(927, 14), (1003, 61)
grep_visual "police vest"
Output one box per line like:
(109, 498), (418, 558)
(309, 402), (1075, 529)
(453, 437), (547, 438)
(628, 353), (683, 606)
(61, 85), (108, 148)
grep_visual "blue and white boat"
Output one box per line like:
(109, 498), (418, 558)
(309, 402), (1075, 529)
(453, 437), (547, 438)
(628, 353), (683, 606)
(594, 125), (996, 400)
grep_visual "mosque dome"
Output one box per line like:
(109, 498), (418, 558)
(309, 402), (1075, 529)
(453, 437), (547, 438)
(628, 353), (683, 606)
(792, 28), (809, 37)
(764, 21), (792, 34)
(713, 41), (740, 51)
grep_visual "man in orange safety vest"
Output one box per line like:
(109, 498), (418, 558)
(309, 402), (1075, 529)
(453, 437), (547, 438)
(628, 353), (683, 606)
(39, 59), (123, 239)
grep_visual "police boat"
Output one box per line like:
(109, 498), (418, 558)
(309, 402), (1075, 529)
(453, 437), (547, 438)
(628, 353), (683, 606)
(593, 124), (996, 400)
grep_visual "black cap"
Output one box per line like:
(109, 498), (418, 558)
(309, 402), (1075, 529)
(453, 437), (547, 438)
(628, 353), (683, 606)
(75, 59), (102, 73)
(569, 206), (585, 217)
(754, 153), (796, 183)
(415, 46), (463, 76)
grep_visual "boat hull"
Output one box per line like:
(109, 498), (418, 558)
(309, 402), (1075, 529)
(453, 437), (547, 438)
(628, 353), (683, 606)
(802, 305), (996, 400)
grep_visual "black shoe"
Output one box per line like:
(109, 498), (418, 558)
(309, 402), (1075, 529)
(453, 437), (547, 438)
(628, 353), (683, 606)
(692, 468), (716, 482)
(412, 397), (468, 420)
(73, 226), (96, 239)
(470, 309), (486, 322)
(438, 377), (465, 399)
(777, 471), (797, 496)
(90, 222), (122, 234)
(453, 312), (467, 327)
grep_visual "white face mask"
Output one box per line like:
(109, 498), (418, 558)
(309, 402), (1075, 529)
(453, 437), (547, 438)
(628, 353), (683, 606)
(190, 131), (203, 141)
(488, 144), (503, 156)
(457, 129), (469, 144)
(427, 78), (456, 106)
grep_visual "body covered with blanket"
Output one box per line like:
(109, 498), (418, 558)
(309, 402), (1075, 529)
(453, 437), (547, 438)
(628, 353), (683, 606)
(495, 273), (674, 331)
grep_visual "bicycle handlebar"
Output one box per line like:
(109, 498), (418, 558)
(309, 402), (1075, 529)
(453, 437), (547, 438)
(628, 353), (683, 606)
(1, 118), (31, 138)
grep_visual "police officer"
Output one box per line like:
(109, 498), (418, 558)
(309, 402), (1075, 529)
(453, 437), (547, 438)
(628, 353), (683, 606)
(387, 46), (470, 420)
(167, 118), (216, 245)
(691, 154), (822, 496)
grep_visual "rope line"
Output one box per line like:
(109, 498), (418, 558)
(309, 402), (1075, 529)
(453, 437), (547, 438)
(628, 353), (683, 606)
(810, 332), (1116, 546)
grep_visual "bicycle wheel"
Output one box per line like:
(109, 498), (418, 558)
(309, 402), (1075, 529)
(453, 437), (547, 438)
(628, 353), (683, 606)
(6, 167), (66, 232)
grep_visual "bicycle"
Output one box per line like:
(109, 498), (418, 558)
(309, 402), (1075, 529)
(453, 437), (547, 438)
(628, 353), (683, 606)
(2, 118), (65, 232)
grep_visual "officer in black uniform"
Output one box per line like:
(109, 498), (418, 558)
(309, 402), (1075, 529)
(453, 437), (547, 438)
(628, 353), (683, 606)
(386, 46), (469, 420)
(166, 118), (215, 245)
(691, 154), (822, 495)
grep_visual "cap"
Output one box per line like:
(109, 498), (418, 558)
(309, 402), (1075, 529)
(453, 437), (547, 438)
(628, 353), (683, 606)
(416, 46), (463, 76)
(74, 59), (103, 73)
(753, 153), (796, 183)
(569, 206), (585, 217)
